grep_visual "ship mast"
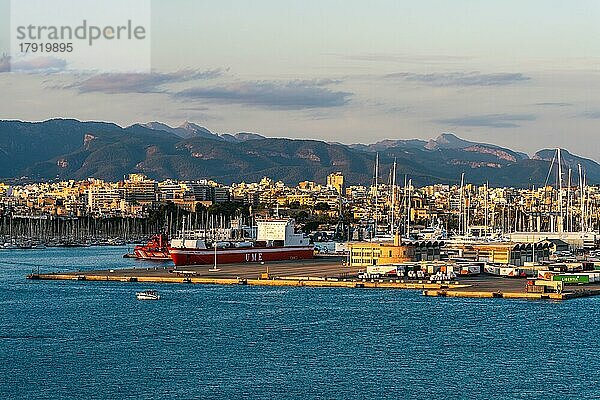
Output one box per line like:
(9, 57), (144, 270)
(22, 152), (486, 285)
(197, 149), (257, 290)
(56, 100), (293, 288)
(484, 181), (488, 236)
(403, 174), (407, 236)
(459, 173), (464, 236)
(557, 148), (564, 233)
(406, 178), (412, 239)
(543, 150), (557, 232)
(391, 158), (397, 236)
(579, 164), (585, 233)
(373, 152), (379, 238)
(567, 167), (572, 232)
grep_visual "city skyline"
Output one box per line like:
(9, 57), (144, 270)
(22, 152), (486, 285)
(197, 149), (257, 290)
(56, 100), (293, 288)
(3, 172), (598, 246)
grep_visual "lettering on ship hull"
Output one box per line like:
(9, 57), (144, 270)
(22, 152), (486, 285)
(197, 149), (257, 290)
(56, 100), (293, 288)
(245, 252), (263, 262)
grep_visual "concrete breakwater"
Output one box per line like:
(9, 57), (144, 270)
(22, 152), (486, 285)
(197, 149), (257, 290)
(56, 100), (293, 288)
(27, 272), (454, 290)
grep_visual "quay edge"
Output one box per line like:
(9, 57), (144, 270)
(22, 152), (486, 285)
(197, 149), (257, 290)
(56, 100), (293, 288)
(26, 272), (459, 290)
(422, 288), (600, 301)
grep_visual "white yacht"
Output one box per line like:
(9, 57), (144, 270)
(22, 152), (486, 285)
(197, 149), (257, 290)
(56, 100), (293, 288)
(136, 290), (161, 300)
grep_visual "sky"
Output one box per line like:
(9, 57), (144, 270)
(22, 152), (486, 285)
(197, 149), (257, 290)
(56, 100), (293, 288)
(1, 0), (600, 159)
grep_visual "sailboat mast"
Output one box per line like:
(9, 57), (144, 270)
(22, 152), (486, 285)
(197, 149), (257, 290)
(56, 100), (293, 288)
(407, 178), (412, 238)
(567, 167), (572, 232)
(579, 164), (585, 233)
(459, 173), (465, 236)
(403, 175), (408, 236)
(484, 182), (488, 235)
(391, 158), (396, 236)
(374, 153), (379, 238)
(557, 148), (563, 233)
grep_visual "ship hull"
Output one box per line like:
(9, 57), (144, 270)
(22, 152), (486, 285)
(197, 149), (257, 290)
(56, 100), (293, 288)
(169, 246), (314, 266)
(132, 234), (171, 261)
(133, 247), (171, 261)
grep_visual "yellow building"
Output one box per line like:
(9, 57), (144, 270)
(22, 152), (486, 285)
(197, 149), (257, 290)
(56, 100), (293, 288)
(349, 243), (412, 266)
(284, 194), (314, 207)
(298, 181), (320, 191)
(349, 236), (443, 266)
(327, 172), (344, 195)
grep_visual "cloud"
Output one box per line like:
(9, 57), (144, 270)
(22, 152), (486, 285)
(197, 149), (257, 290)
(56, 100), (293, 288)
(179, 106), (210, 111)
(330, 52), (471, 65)
(0, 55), (67, 73)
(175, 80), (352, 109)
(581, 111), (600, 119)
(435, 114), (536, 128)
(385, 71), (530, 86)
(535, 102), (572, 107)
(64, 69), (223, 94)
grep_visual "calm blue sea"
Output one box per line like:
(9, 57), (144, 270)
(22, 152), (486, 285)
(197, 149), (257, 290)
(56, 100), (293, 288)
(0, 246), (599, 399)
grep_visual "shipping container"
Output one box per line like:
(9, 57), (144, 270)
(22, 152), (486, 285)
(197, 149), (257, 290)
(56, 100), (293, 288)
(484, 265), (500, 275)
(537, 270), (557, 280)
(500, 267), (519, 277)
(366, 265), (397, 276)
(533, 279), (564, 293)
(552, 274), (589, 284)
(459, 265), (481, 275)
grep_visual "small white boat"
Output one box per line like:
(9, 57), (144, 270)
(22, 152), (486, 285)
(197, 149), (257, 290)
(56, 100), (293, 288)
(136, 290), (160, 300)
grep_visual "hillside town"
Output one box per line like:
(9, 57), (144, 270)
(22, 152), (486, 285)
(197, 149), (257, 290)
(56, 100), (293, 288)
(2, 170), (600, 244)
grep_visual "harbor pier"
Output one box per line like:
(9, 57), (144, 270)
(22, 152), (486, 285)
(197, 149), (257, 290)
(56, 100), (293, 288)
(25, 258), (600, 300)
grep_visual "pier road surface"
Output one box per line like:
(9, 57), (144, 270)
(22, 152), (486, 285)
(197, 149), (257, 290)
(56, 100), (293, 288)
(76, 256), (360, 279)
(28, 256), (600, 300)
(28, 256), (458, 291)
(25, 256), (582, 287)
(453, 275), (600, 293)
(451, 275), (531, 293)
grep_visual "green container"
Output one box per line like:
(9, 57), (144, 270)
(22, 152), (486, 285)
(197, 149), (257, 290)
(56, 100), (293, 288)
(552, 274), (589, 284)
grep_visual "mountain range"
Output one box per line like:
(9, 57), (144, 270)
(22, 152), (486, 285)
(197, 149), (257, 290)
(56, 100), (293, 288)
(0, 118), (597, 187)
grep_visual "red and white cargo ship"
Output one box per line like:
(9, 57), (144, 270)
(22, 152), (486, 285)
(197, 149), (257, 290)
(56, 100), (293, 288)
(169, 218), (314, 266)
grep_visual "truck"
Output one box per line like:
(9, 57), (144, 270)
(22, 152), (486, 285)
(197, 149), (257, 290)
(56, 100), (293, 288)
(484, 265), (500, 276)
(526, 280), (564, 293)
(459, 265), (481, 276)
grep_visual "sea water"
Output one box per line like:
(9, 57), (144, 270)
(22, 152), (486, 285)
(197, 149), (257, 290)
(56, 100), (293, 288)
(1, 247), (599, 399)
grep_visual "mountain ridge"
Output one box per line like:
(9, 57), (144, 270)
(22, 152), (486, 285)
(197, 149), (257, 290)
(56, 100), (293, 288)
(137, 121), (266, 143)
(0, 118), (597, 187)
